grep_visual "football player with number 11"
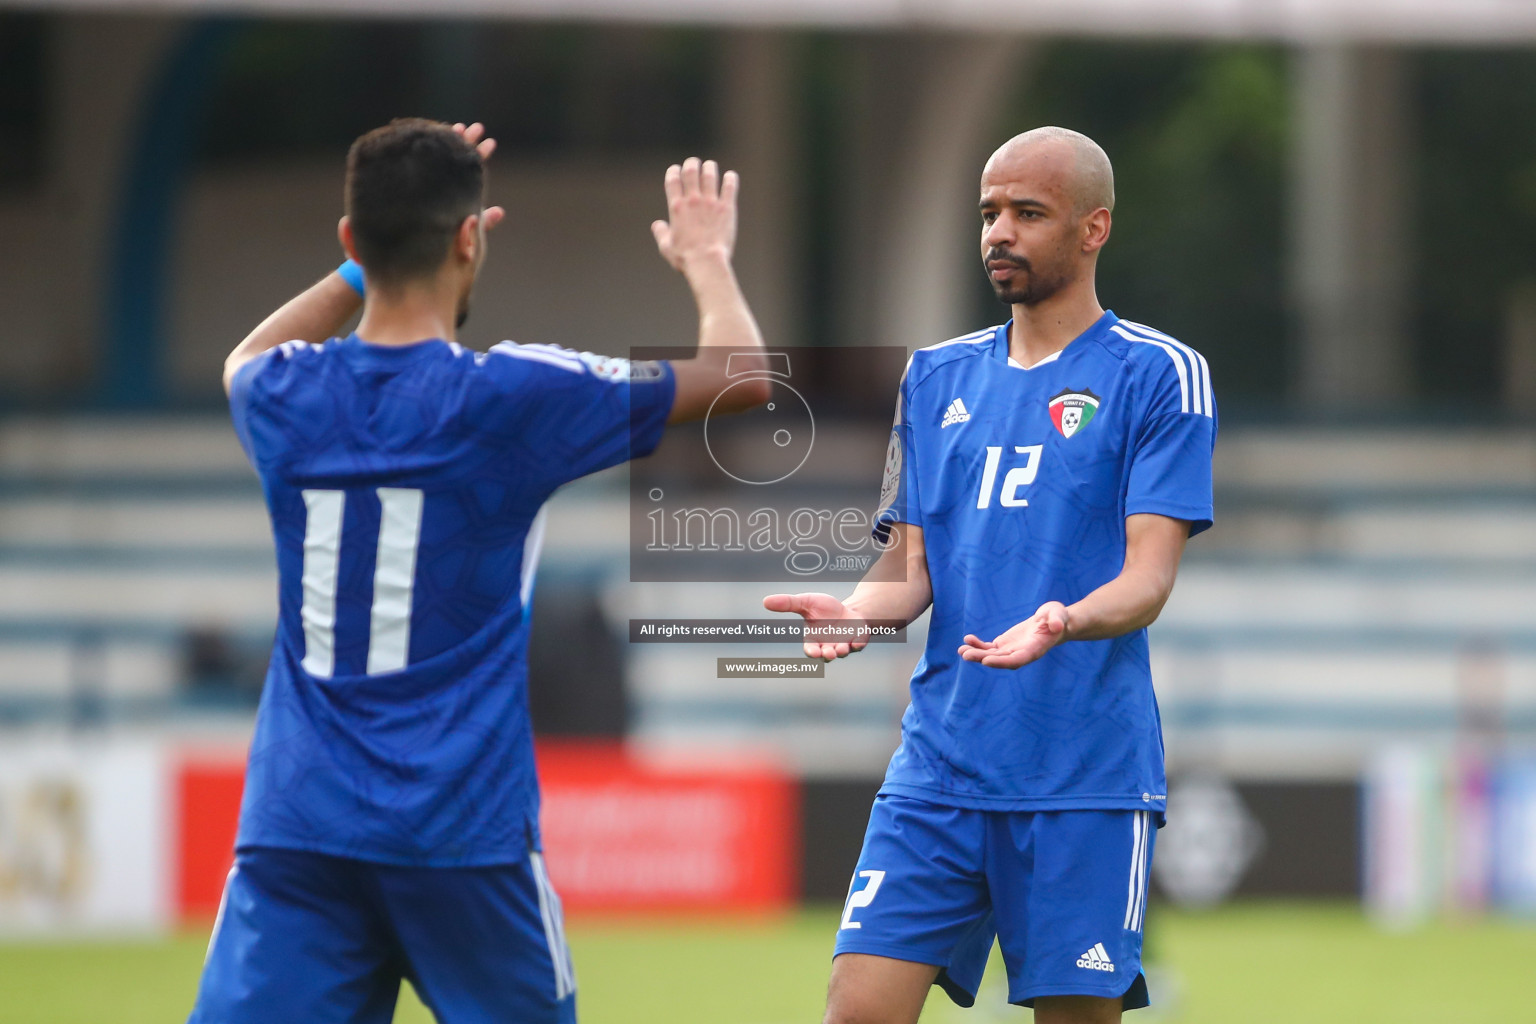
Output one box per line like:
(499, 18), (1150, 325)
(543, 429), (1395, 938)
(766, 127), (1217, 1024)
(189, 120), (768, 1024)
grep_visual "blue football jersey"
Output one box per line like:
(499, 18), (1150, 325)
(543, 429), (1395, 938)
(874, 311), (1215, 815)
(228, 335), (675, 865)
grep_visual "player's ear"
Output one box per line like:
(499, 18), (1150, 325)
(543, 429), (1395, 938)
(455, 214), (480, 265)
(1081, 207), (1111, 254)
(338, 216), (359, 262)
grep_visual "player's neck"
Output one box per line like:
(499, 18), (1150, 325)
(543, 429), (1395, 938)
(1007, 280), (1104, 369)
(355, 279), (461, 348)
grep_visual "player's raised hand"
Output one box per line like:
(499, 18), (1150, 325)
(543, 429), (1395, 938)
(452, 121), (497, 161)
(651, 157), (739, 273)
(763, 592), (871, 662)
(959, 601), (1069, 669)
(451, 122), (506, 233)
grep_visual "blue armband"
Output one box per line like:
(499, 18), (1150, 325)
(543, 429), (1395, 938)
(337, 259), (366, 297)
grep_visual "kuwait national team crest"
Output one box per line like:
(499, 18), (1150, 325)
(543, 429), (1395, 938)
(1049, 388), (1101, 438)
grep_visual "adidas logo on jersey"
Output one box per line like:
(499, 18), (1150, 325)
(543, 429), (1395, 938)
(1076, 943), (1116, 972)
(941, 398), (971, 428)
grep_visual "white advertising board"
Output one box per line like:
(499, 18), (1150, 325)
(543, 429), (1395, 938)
(0, 739), (171, 934)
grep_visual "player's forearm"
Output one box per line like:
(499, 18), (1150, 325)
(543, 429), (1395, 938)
(686, 253), (770, 401)
(667, 252), (770, 421)
(685, 251), (764, 352)
(844, 579), (932, 629)
(1063, 513), (1188, 642)
(843, 536), (932, 627)
(688, 254), (769, 395)
(1062, 565), (1176, 642)
(223, 272), (362, 394)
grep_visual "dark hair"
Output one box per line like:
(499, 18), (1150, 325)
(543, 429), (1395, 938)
(344, 118), (485, 285)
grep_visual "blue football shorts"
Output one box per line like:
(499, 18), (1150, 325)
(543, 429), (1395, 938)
(188, 846), (577, 1024)
(833, 793), (1156, 1010)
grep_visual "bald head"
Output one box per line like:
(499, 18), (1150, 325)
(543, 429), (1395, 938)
(977, 126), (1115, 308)
(984, 127), (1114, 216)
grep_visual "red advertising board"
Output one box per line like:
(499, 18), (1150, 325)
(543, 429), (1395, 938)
(171, 742), (800, 921)
(537, 742), (799, 914)
(175, 756), (244, 920)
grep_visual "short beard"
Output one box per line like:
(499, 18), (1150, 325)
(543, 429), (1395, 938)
(986, 247), (1074, 307)
(990, 265), (1074, 307)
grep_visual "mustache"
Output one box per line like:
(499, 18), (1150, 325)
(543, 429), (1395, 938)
(985, 248), (1031, 271)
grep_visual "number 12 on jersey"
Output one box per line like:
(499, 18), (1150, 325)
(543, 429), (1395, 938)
(976, 444), (1043, 509)
(299, 488), (424, 679)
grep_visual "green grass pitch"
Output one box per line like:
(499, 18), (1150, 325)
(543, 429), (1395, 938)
(0, 903), (1529, 1023)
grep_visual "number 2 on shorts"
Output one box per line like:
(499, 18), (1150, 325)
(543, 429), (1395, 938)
(839, 869), (886, 930)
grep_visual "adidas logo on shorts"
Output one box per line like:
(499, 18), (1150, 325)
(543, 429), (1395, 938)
(940, 398), (971, 428)
(1076, 942), (1115, 972)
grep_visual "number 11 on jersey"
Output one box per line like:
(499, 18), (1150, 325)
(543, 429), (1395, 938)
(299, 488), (425, 679)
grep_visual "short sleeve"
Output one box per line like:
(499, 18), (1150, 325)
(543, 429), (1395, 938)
(227, 340), (313, 468)
(227, 358), (261, 462)
(486, 343), (676, 486)
(1125, 353), (1217, 536)
(872, 361), (921, 544)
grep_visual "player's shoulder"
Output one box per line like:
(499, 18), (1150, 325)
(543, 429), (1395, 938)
(1101, 317), (1214, 417)
(257, 338), (328, 371)
(905, 325), (1000, 390)
(484, 340), (664, 384)
(1101, 317), (1205, 375)
(274, 338), (325, 358)
(236, 338), (334, 398)
(486, 340), (589, 375)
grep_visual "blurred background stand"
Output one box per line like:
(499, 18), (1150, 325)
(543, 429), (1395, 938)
(1, 0), (1536, 957)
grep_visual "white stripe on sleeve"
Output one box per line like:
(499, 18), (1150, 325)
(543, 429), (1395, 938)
(489, 341), (586, 374)
(1110, 324), (1191, 414)
(1119, 320), (1215, 418)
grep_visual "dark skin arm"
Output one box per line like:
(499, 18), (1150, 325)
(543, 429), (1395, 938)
(958, 512), (1190, 668)
(763, 523), (931, 661)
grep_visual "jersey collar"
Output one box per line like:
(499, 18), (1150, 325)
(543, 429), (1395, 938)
(995, 309), (1118, 370)
(340, 332), (449, 362)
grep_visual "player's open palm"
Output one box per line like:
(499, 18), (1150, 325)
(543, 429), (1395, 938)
(651, 157), (739, 272)
(959, 601), (1069, 669)
(763, 592), (870, 662)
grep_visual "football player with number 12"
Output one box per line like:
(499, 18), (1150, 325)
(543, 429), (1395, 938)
(766, 127), (1217, 1024)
